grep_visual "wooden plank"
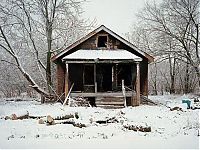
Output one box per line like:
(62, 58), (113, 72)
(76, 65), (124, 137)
(63, 83), (74, 106)
(94, 64), (97, 93)
(64, 64), (69, 98)
(122, 79), (127, 107)
(71, 92), (135, 97)
(135, 62), (140, 106)
(96, 101), (124, 105)
(64, 60), (136, 64)
(96, 105), (124, 109)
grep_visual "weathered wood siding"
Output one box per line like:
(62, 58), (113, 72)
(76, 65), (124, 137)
(56, 61), (66, 100)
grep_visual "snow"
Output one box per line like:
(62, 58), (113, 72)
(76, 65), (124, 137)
(0, 95), (199, 149)
(62, 49), (142, 61)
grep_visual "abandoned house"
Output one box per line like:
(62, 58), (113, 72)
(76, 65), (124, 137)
(51, 25), (154, 108)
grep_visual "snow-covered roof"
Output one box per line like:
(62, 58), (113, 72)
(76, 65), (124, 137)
(62, 49), (142, 62)
(52, 25), (154, 63)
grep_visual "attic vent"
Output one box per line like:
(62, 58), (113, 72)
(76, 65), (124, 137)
(97, 36), (107, 47)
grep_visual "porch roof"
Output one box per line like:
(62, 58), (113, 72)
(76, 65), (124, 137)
(62, 49), (142, 63)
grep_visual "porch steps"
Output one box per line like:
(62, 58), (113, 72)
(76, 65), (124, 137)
(96, 96), (125, 109)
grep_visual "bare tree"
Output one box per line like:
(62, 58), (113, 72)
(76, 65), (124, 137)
(0, 0), (95, 99)
(126, 0), (200, 94)
(138, 0), (200, 88)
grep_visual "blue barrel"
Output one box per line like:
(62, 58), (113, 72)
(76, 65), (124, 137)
(182, 99), (191, 109)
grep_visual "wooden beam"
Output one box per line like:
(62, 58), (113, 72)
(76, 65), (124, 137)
(70, 91), (135, 97)
(135, 62), (140, 106)
(94, 64), (97, 93)
(143, 62), (148, 96)
(56, 63), (65, 100)
(65, 63), (69, 98)
(116, 64), (118, 88)
(112, 65), (115, 90)
(122, 79), (127, 107)
(64, 60), (136, 64)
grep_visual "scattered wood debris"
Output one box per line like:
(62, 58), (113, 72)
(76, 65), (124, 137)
(29, 115), (46, 119)
(96, 117), (119, 124)
(38, 118), (45, 124)
(123, 124), (151, 132)
(73, 123), (86, 128)
(5, 111), (29, 120)
(45, 115), (86, 128)
(69, 97), (91, 107)
(47, 115), (55, 125)
(54, 114), (74, 120)
(170, 107), (183, 111)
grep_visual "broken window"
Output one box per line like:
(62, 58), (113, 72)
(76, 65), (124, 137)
(97, 36), (107, 47)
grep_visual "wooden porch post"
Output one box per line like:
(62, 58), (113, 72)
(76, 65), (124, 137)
(132, 62), (141, 106)
(135, 62), (140, 106)
(65, 63), (69, 97)
(94, 63), (97, 93)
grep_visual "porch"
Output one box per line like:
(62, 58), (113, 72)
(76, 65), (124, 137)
(62, 49), (142, 107)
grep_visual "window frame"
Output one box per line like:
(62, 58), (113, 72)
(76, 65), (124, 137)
(96, 34), (109, 48)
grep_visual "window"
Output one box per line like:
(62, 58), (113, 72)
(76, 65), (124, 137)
(97, 35), (107, 47)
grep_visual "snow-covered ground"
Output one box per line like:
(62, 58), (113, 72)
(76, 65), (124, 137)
(0, 95), (199, 149)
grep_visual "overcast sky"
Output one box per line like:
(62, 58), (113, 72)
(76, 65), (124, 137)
(83, 0), (147, 37)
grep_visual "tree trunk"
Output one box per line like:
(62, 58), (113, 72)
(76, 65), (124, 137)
(169, 54), (176, 94)
(153, 63), (158, 95)
(184, 62), (190, 94)
(46, 50), (52, 93)
(193, 66), (200, 88)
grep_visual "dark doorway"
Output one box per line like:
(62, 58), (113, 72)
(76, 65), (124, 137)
(83, 64), (95, 92)
(97, 64), (112, 92)
(117, 64), (133, 88)
(84, 64), (94, 85)
(69, 64), (83, 91)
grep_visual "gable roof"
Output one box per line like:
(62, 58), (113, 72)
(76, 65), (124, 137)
(51, 25), (154, 63)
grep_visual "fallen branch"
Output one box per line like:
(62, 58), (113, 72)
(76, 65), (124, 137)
(29, 115), (46, 119)
(96, 117), (119, 124)
(45, 116), (86, 128)
(5, 111), (29, 120)
(124, 124), (151, 132)
(54, 114), (74, 120)
(170, 107), (183, 112)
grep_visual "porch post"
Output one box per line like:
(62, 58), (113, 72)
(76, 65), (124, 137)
(94, 63), (97, 93)
(112, 65), (115, 90)
(65, 63), (69, 97)
(135, 62), (140, 106)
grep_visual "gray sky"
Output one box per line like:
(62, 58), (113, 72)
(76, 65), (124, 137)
(83, 0), (147, 37)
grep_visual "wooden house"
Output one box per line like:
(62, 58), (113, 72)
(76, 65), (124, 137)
(51, 25), (154, 108)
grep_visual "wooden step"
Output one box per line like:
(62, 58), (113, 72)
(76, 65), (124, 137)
(96, 97), (124, 102)
(95, 96), (125, 109)
(96, 101), (124, 105)
(96, 104), (124, 109)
